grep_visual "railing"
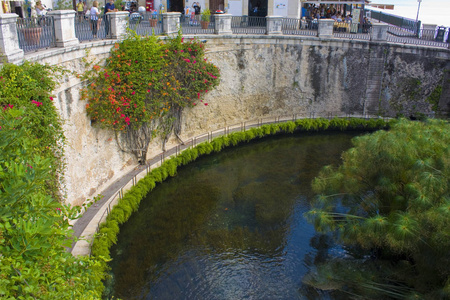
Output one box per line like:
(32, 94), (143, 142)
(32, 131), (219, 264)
(127, 12), (163, 36)
(16, 16), (55, 53)
(281, 18), (318, 36)
(180, 14), (215, 34)
(333, 22), (371, 41)
(82, 110), (414, 255)
(75, 15), (110, 41)
(231, 16), (266, 34)
(14, 13), (450, 56)
(387, 25), (449, 48)
(367, 9), (420, 35)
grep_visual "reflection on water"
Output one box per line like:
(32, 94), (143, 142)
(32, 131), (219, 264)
(107, 132), (362, 299)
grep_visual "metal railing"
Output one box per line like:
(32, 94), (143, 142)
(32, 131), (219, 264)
(127, 12), (163, 36)
(333, 22), (372, 41)
(82, 111), (406, 255)
(16, 16), (56, 53)
(281, 18), (318, 36)
(16, 14), (450, 55)
(387, 25), (449, 48)
(180, 14), (215, 34)
(367, 9), (420, 35)
(231, 16), (266, 34)
(75, 15), (111, 41)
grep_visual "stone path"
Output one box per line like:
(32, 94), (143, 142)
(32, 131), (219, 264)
(69, 113), (373, 256)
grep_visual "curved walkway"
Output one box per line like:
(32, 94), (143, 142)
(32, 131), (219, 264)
(70, 112), (374, 256)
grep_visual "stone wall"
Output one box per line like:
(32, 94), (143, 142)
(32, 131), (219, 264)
(20, 36), (450, 206)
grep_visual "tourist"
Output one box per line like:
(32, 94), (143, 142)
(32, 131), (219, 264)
(104, 0), (117, 36)
(345, 14), (352, 23)
(90, 1), (100, 38)
(35, 1), (46, 25)
(77, 0), (85, 21)
(362, 17), (372, 33)
(35, 1), (45, 16)
(193, 2), (201, 15)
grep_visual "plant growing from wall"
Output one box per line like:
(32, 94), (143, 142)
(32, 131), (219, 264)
(0, 63), (105, 298)
(82, 32), (220, 164)
(0, 62), (65, 198)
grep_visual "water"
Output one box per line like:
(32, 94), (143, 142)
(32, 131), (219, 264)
(107, 132), (364, 299)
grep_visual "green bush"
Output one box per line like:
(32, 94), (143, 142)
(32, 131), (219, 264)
(0, 63), (103, 299)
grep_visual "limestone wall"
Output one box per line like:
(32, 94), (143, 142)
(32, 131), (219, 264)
(21, 36), (450, 206)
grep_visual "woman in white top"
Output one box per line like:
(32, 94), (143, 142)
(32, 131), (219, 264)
(90, 1), (100, 38)
(35, 1), (46, 16)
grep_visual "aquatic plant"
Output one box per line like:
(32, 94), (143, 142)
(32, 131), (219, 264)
(306, 119), (450, 298)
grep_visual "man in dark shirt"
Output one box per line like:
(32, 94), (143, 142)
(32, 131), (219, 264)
(105, 0), (117, 35)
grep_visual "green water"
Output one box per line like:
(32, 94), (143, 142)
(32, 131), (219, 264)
(107, 132), (363, 299)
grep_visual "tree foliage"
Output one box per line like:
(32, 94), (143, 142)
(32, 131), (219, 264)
(82, 32), (220, 163)
(305, 119), (450, 298)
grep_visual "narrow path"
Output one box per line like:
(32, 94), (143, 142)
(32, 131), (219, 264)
(69, 114), (372, 255)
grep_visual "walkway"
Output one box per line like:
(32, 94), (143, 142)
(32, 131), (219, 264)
(70, 112), (372, 256)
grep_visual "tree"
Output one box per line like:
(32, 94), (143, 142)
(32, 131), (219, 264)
(305, 119), (450, 298)
(83, 32), (220, 163)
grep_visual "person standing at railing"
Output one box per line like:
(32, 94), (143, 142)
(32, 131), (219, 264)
(362, 16), (372, 33)
(90, 1), (100, 39)
(104, 0), (117, 36)
(345, 14), (352, 23)
(35, 1), (46, 25)
(35, 1), (45, 16)
(77, 0), (85, 22)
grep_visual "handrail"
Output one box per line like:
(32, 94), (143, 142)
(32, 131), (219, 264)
(83, 110), (428, 255)
(15, 14), (450, 57)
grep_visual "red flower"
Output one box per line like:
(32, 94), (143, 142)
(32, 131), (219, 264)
(204, 103), (208, 106)
(49, 97), (54, 101)
(31, 100), (43, 107)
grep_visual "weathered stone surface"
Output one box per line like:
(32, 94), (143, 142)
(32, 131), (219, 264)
(17, 36), (450, 207)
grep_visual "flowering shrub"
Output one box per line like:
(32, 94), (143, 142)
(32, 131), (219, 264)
(82, 32), (220, 163)
(0, 62), (65, 197)
(0, 63), (104, 298)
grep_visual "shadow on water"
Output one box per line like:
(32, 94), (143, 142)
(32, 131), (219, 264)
(106, 131), (365, 299)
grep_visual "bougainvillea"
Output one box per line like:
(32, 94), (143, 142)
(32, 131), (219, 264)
(82, 32), (220, 163)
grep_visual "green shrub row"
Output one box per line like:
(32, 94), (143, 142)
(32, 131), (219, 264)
(90, 117), (392, 294)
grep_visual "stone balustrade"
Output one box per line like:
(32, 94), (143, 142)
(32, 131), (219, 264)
(2, 10), (448, 65)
